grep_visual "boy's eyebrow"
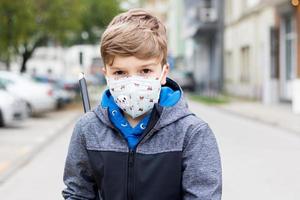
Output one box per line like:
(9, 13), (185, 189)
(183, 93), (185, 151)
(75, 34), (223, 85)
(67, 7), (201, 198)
(109, 62), (159, 70)
(139, 62), (158, 68)
(109, 66), (123, 70)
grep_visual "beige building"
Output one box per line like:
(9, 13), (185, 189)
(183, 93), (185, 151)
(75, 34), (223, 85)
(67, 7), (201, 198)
(224, 0), (277, 101)
(224, 0), (300, 113)
(139, 0), (186, 63)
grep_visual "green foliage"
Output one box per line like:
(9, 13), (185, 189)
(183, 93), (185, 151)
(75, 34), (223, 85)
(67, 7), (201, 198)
(69, 0), (122, 44)
(188, 94), (230, 105)
(0, 0), (35, 63)
(0, 0), (122, 71)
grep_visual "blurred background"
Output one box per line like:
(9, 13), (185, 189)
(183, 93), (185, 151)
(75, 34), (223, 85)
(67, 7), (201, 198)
(0, 0), (300, 199)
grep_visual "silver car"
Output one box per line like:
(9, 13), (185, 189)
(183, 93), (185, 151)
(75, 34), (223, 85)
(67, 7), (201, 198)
(0, 71), (56, 115)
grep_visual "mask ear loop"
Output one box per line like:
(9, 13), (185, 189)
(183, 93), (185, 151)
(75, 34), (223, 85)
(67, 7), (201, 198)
(158, 65), (166, 82)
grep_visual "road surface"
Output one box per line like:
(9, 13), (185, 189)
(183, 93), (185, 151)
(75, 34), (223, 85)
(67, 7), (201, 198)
(0, 100), (299, 200)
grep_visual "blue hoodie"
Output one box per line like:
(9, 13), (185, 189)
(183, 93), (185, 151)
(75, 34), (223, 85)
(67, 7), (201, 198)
(101, 86), (181, 149)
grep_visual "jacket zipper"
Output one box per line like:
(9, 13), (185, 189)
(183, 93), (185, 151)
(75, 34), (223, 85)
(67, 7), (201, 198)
(95, 112), (157, 200)
(110, 127), (135, 200)
(109, 118), (158, 200)
(126, 129), (156, 200)
(127, 149), (135, 200)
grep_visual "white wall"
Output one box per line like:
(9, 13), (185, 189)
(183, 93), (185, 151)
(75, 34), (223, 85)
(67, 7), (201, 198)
(27, 47), (65, 78)
(26, 45), (100, 79)
(224, 6), (276, 100)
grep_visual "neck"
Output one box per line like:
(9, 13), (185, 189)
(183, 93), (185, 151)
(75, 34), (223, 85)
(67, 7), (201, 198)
(124, 112), (148, 127)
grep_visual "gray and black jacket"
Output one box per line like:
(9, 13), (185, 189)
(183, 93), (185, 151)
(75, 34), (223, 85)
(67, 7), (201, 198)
(62, 78), (222, 200)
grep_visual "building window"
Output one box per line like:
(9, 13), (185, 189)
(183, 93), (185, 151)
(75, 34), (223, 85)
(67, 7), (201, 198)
(284, 15), (296, 81)
(203, 0), (212, 8)
(240, 46), (251, 83)
(270, 27), (279, 79)
(196, 0), (217, 23)
(225, 51), (233, 83)
(198, 0), (212, 8)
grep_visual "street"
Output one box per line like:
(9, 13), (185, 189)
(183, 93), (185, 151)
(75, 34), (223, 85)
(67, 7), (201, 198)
(1, 1), (300, 200)
(0, 99), (300, 200)
(0, 116), (73, 200)
(188, 101), (300, 200)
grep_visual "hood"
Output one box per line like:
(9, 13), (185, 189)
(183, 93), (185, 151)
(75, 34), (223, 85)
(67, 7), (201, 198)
(93, 77), (194, 131)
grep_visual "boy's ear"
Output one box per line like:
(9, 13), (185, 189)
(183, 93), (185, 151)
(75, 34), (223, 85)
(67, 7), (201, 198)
(101, 67), (107, 76)
(160, 63), (170, 85)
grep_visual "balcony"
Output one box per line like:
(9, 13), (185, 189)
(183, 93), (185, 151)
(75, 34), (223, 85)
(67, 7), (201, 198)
(196, 7), (218, 23)
(184, 5), (219, 38)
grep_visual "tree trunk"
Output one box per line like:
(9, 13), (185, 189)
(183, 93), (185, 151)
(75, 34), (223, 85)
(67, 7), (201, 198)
(5, 12), (13, 71)
(5, 53), (11, 71)
(19, 37), (47, 73)
(20, 49), (32, 73)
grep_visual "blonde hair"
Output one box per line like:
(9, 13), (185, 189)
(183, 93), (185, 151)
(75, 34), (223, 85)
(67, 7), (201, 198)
(100, 8), (167, 66)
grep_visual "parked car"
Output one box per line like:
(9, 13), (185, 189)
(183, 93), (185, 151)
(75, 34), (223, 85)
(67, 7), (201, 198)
(0, 71), (56, 115)
(57, 77), (80, 93)
(32, 75), (76, 109)
(168, 69), (196, 91)
(0, 87), (27, 127)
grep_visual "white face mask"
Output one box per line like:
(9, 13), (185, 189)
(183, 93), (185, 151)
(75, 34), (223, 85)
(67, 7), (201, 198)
(106, 67), (165, 119)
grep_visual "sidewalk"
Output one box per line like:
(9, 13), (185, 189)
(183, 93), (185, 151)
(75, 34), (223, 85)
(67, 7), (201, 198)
(215, 100), (300, 134)
(0, 86), (103, 185)
(0, 106), (81, 184)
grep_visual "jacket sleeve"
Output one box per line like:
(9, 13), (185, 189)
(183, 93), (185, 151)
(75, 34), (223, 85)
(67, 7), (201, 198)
(182, 123), (222, 200)
(62, 119), (99, 200)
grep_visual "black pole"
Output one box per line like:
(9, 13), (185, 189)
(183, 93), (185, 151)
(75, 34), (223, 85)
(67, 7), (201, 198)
(78, 73), (91, 113)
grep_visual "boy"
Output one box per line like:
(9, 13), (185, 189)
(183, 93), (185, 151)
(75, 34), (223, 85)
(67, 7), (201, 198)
(63, 8), (222, 200)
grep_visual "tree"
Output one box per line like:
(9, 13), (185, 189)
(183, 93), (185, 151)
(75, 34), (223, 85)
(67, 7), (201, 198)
(0, 0), (83, 72)
(0, 0), (35, 70)
(68, 0), (122, 45)
(0, 0), (121, 73)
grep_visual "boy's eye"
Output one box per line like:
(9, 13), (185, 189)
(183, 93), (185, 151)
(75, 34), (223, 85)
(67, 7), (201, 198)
(141, 69), (152, 74)
(113, 71), (125, 75)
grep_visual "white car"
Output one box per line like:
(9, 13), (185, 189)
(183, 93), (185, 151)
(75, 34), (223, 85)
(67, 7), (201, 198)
(0, 71), (56, 115)
(0, 89), (27, 127)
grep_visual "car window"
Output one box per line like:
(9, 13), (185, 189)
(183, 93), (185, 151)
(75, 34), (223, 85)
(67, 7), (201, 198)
(0, 78), (14, 86)
(0, 82), (5, 90)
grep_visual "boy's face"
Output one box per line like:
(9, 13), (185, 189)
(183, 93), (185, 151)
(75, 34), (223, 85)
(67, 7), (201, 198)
(102, 56), (169, 85)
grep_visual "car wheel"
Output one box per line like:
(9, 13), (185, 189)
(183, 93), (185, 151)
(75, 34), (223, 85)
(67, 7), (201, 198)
(56, 98), (64, 109)
(0, 109), (5, 127)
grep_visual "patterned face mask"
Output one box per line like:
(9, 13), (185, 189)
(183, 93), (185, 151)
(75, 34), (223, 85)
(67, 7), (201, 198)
(106, 67), (165, 119)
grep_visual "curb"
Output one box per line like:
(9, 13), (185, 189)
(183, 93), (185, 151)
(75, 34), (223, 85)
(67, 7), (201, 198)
(0, 112), (81, 185)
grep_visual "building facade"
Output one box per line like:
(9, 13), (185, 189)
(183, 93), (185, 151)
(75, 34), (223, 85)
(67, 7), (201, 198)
(224, 0), (276, 101)
(275, 0), (300, 112)
(224, 0), (300, 113)
(138, 0), (186, 69)
(183, 0), (224, 93)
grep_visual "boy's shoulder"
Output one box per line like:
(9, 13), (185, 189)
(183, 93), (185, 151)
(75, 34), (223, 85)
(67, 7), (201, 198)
(157, 91), (209, 132)
(74, 100), (214, 143)
(171, 112), (211, 136)
(74, 111), (101, 131)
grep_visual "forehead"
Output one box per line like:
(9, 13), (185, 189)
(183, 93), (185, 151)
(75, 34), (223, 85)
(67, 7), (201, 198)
(108, 56), (161, 70)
